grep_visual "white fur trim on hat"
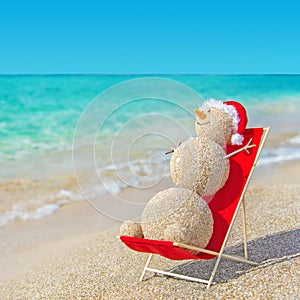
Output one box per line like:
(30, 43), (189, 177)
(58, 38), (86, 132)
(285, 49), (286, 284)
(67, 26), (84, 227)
(231, 133), (244, 145)
(200, 98), (240, 133)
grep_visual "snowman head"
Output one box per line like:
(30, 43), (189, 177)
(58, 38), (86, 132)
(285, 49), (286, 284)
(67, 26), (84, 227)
(194, 99), (248, 146)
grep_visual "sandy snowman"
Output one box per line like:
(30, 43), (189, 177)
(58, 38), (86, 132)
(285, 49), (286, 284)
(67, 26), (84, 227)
(121, 99), (252, 251)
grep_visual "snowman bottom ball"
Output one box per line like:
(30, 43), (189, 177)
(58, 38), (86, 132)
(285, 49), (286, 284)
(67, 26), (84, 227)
(170, 137), (229, 196)
(142, 188), (213, 253)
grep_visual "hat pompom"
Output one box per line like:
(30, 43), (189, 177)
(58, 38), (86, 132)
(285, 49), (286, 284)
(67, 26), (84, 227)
(231, 133), (244, 145)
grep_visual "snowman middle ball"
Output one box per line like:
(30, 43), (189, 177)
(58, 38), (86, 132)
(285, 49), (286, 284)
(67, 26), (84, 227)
(170, 137), (229, 196)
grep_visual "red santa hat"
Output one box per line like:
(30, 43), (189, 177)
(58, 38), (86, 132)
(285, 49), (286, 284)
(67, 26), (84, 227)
(200, 98), (248, 145)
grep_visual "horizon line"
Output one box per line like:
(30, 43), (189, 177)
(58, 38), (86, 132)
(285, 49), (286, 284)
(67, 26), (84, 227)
(0, 73), (299, 76)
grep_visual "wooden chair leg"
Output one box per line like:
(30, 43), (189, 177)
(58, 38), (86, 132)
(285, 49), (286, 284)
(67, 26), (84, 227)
(139, 254), (153, 282)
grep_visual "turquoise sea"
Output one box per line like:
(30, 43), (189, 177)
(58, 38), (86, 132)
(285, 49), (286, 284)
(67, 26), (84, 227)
(1, 75), (300, 227)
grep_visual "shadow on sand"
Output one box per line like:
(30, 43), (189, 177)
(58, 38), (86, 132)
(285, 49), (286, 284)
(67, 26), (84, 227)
(167, 229), (300, 283)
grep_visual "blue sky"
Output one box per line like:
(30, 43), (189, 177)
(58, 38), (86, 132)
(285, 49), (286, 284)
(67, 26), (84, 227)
(0, 0), (299, 74)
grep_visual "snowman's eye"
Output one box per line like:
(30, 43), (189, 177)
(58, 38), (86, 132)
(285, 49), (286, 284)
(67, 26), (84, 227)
(207, 109), (211, 113)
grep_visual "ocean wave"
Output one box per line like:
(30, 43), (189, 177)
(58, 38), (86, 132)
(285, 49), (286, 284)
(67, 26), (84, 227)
(96, 155), (169, 192)
(0, 189), (80, 228)
(289, 133), (300, 145)
(0, 139), (74, 162)
(0, 203), (62, 228)
(258, 145), (300, 165)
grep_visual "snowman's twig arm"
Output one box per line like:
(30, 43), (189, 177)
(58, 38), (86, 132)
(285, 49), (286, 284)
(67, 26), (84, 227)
(223, 138), (256, 159)
(165, 148), (175, 155)
(165, 141), (182, 155)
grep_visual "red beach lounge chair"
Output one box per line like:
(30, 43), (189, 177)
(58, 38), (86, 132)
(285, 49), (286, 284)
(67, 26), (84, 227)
(120, 127), (270, 289)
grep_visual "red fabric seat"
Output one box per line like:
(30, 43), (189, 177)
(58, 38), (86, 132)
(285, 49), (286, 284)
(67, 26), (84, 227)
(121, 128), (264, 260)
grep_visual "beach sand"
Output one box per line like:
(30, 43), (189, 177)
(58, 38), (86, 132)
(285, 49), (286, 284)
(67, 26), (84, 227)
(0, 160), (299, 299)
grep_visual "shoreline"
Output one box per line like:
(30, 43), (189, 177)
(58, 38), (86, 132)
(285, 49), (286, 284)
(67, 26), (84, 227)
(0, 159), (299, 296)
(1, 157), (300, 230)
(250, 158), (300, 186)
